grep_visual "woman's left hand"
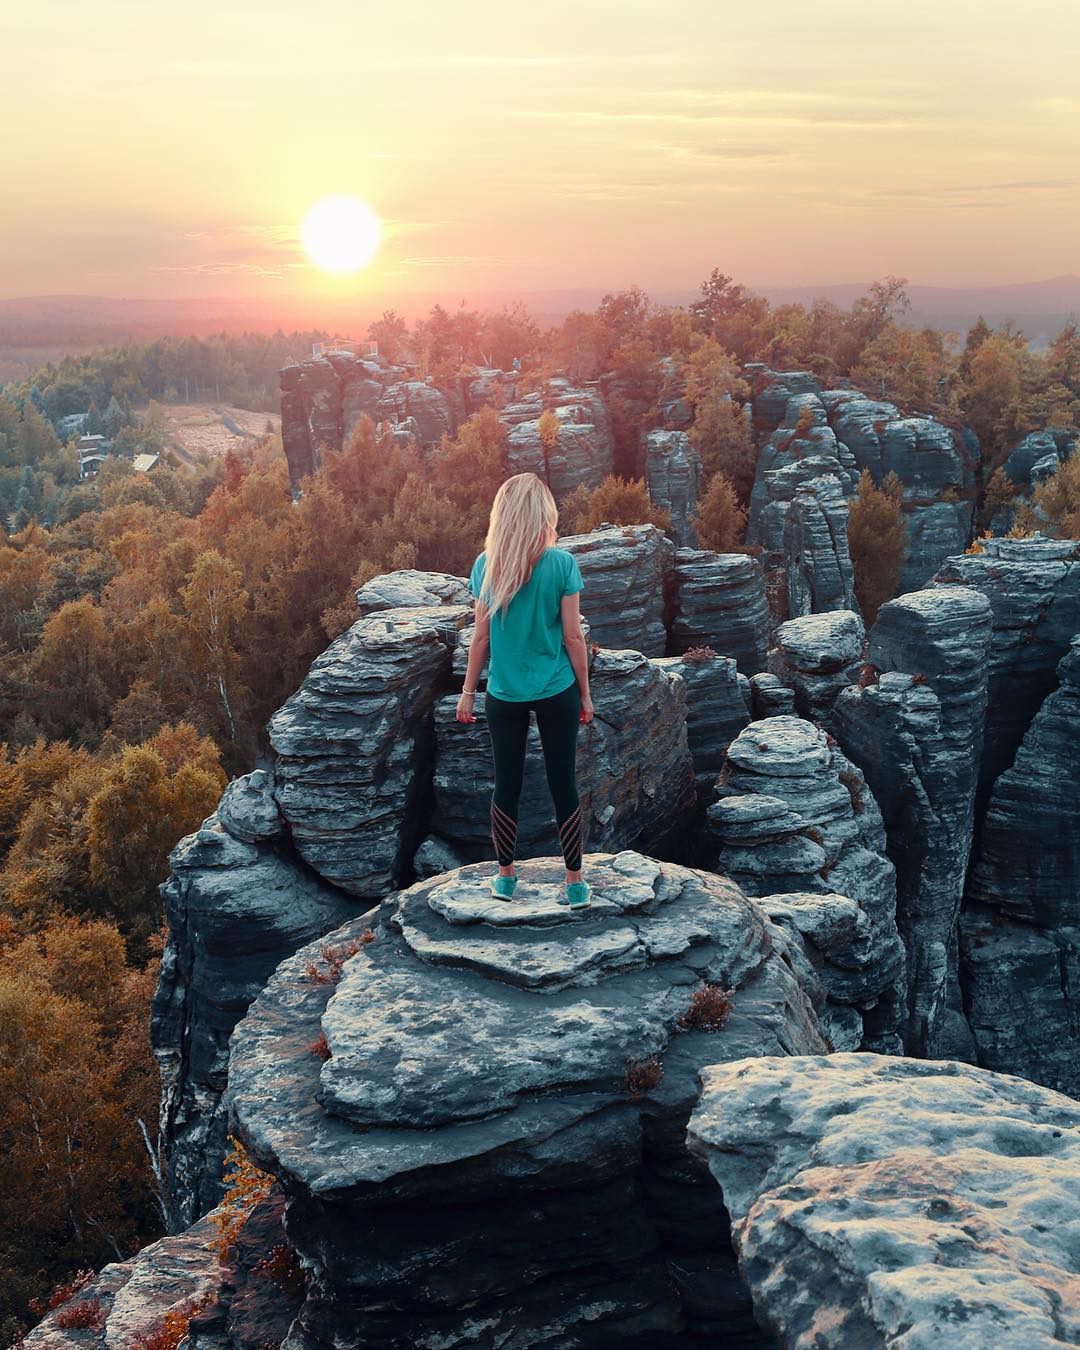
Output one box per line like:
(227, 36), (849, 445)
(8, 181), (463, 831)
(456, 692), (477, 724)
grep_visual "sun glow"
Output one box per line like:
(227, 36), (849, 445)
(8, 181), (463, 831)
(302, 195), (381, 274)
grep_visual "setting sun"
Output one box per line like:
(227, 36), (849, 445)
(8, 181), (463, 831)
(301, 195), (381, 274)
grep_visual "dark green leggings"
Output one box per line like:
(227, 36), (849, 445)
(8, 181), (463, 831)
(485, 681), (583, 872)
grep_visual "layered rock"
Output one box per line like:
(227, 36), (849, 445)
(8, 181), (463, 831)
(23, 1189), (299, 1349)
(152, 776), (356, 1228)
(768, 610), (865, 729)
(705, 716), (905, 1049)
(560, 523), (674, 657)
(279, 351), (403, 493)
(782, 474), (860, 616)
(430, 648), (697, 864)
(688, 1054), (1080, 1350)
(744, 364), (823, 437)
(833, 588), (993, 1054)
(462, 366), (519, 415)
(1002, 427), (1077, 489)
(931, 534), (1080, 803)
(226, 852), (827, 1347)
(747, 399), (854, 546)
(269, 605), (470, 896)
(749, 672), (796, 718)
(353, 568), (471, 615)
(962, 636), (1080, 1096)
(645, 429), (702, 546)
(502, 379), (615, 499)
(669, 548), (769, 675)
(374, 380), (453, 448)
(902, 499), (974, 590)
(654, 650), (750, 797)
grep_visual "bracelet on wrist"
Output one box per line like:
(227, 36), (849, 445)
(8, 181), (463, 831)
(462, 687), (477, 696)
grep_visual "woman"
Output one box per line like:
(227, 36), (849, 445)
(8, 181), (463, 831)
(456, 472), (595, 906)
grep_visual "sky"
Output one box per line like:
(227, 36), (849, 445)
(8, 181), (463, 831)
(1, 0), (1078, 299)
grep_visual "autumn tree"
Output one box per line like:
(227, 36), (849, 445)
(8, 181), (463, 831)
(684, 337), (755, 502)
(562, 476), (671, 535)
(30, 599), (114, 743)
(181, 551), (249, 747)
(847, 470), (908, 625)
(1028, 451), (1080, 539)
(956, 333), (1023, 470)
(693, 473), (746, 552)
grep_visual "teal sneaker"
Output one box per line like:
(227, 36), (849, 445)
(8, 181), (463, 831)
(490, 871), (517, 900)
(559, 880), (592, 909)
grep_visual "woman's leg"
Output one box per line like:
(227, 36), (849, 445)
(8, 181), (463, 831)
(534, 682), (584, 880)
(484, 691), (529, 872)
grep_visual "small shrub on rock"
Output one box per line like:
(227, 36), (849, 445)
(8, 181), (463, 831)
(837, 767), (865, 815)
(308, 1032), (331, 1062)
(254, 1243), (306, 1300)
(682, 645), (718, 664)
(858, 663), (879, 688)
(677, 983), (734, 1032)
(624, 1055), (664, 1100)
(29, 1269), (96, 1317)
(55, 1298), (105, 1330)
(207, 1137), (274, 1261)
(132, 1294), (214, 1350)
(304, 934), (370, 984)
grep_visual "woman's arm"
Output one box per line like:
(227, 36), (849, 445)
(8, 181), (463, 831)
(560, 592), (594, 724)
(455, 604), (491, 724)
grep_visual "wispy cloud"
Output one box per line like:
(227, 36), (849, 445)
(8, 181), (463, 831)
(148, 261), (305, 277)
(399, 254), (513, 268)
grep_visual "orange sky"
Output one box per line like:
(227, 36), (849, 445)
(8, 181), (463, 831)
(2, 0), (1078, 298)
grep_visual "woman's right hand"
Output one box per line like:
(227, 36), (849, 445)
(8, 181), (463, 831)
(579, 693), (594, 725)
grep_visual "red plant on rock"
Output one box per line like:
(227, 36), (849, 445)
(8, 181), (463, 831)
(682, 645), (718, 664)
(308, 1032), (331, 1062)
(624, 1055), (664, 1100)
(304, 933), (370, 984)
(858, 663), (880, 688)
(837, 767), (866, 815)
(29, 1269), (96, 1317)
(254, 1243), (306, 1300)
(677, 983), (734, 1032)
(55, 1298), (106, 1330)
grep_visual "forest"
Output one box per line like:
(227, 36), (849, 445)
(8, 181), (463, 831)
(1, 272), (1079, 1343)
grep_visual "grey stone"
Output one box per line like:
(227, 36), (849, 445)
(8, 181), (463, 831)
(687, 1054), (1080, 1350)
(375, 380), (453, 447)
(901, 499), (974, 591)
(833, 587), (993, 1054)
(216, 769), (280, 843)
(653, 651), (750, 793)
(749, 671), (796, 718)
(670, 548), (770, 675)
(560, 523), (675, 656)
(769, 610), (865, 729)
(354, 568), (471, 615)
(645, 429), (701, 547)
(269, 605), (469, 896)
(224, 852), (827, 1346)
(1002, 427), (1077, 489)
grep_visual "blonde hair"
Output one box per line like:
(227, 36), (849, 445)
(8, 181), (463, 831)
(478, 473), (558, 620)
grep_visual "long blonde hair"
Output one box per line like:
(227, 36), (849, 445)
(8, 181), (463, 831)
(478, 473), (558, 620)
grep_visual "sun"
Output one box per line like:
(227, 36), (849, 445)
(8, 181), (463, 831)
(302, 195), (381, 274)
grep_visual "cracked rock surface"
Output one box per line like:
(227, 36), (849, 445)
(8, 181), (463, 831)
(225, 851), (826, 1347)
(688, 1053), (1080, 1350)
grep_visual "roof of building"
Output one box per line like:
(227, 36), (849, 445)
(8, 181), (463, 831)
(132, 453), (161, 472)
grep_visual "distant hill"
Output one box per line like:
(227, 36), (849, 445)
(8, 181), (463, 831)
(1, 275), (1077, 381)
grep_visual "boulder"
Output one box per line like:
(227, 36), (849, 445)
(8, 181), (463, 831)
(669, 548), (770, 675)
(769, 610), (865, 729)
(1002, 427), (1077, 489)
(463, 366), (519, 415)
(503, 381), (615, 499)
(962, 636), (1080, 1096)
(653, 650), (750, 796)
(226, 852), (827, 1347)
(688, 1054), (1080, 1350)
(744, 364), (823, 437)
(152, 796), (356, 1228)
(269, 605), (469, 896)
(749, 672), (796, 718)
(645, 429), (701, 547)
(431, 648), (697, 865)
(706, 716), (905, 1049)
(832, 588), (993, 1054)
(353, 568), (471, 615)
(560, 523), (675, 657)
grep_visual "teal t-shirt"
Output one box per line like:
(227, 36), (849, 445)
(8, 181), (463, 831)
(468, 546), (584, 701)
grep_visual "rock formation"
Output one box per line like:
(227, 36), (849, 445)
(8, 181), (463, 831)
(768, 609), (865, 729)
(502, 379), (615, 499)
(931, 534), (1080, 803)
(654, 650), (750, 799)
(782, 473), (860, 616)
(152, 776), (357, 1228)
(23, 1188), (299, 1349)
(374, 380), (452, 448)
(833, 588), (993, 1055)
(744, 365), (823, 437)
(705, 716), (905, 1050)
(688, 1054), (1080, 1350)
(225, 852), (827, 1347)
(1002, 427), (1077, 490)
(353, 568), (472, 615)
(961, 635), (1080, 1096)
(268, 605), (469, 897)
(644, 429), (701, 546)
(560, 522), (674, 657)
(669, 548), (769, 675)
